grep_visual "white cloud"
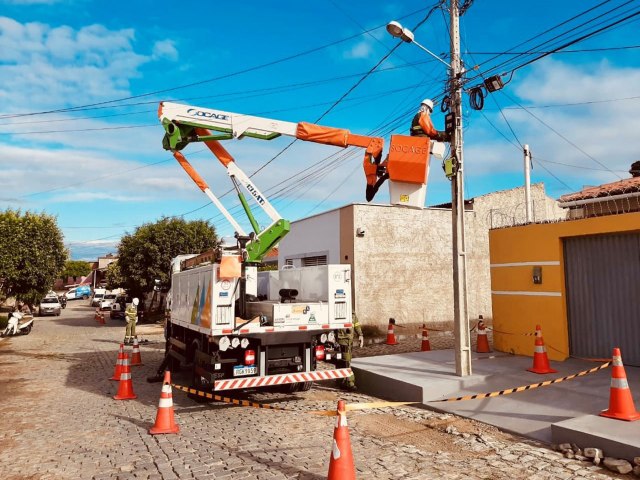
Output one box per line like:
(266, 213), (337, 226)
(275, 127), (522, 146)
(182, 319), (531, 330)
(0, 17), (176, 114)
(343, 39), (374, 60)
(152, 39), (178, 61)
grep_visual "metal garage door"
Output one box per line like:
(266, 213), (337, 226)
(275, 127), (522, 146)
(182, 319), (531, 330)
(564, 233), (640, 366)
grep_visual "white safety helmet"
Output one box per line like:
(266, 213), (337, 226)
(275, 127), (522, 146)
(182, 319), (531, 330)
(132, 297), (139, 306)
(420, 98), (434, 112)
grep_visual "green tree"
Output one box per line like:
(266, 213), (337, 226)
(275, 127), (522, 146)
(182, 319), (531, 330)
(60, 260), (91, 281)
(105, 261), (124, 290)
(0, 209), (67, 306)
(117, 217), (218, 298)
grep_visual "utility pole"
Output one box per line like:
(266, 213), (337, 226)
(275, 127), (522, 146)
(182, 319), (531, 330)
(524, 144), (533, 222)
(449, 0), (472, 376)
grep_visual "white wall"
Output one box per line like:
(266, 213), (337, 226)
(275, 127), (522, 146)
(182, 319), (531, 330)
(278, 208), (341, 269)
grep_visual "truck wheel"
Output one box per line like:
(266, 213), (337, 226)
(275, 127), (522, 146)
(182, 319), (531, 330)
(188, 342), (212, 403)
(299, 381), (313, 392)
(82, 295), (88, 300)
(282, 382), (301, 393)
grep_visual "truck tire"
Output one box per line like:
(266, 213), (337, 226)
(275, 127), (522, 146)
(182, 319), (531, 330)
(188, 341), (212, 403)
(299, 381), (313, 392)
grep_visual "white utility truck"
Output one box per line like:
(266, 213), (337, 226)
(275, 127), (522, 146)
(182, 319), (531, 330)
(157, 101), (443, 392)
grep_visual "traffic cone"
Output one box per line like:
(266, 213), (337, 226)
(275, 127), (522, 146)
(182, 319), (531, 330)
(110, 343), (125, 381)
(421, 324), (431, 352)
(100, 311), (106, 324)
(600, 347), (640, 421)
(149, 371), (180, 435)
(113, 354), (137, 400)
(527, 325), (557, 374)
(476, 318), (491, 353)
(385, 318), (398, 346)
(130, 338), (143, 366)
(327, 400), (356, 480)
(94, 308), (101, 323)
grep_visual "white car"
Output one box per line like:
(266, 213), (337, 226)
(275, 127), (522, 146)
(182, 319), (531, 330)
(100, 293), (118, 311)
(90, 288), (107, 307)
(38, 297), (62, 316)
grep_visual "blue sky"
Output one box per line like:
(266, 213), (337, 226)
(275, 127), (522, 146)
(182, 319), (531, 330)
(1, 0), (638, 259)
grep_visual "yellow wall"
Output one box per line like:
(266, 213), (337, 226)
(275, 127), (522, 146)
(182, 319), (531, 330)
(489, 212), (640, 361)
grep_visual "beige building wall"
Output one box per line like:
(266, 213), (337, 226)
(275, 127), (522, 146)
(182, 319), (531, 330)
(351, 184), (565, 329)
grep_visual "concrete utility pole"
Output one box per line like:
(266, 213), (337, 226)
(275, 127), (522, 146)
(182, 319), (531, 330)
(524, 144), (533, 222)
(449, 0), (472, 377)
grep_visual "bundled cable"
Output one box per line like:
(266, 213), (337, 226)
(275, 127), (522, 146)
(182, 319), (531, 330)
(469, 86), (485, 110)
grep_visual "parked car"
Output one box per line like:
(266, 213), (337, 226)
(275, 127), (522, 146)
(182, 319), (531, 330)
(100, 293), (118, 311)
(110, 294), (132, 320)
(65, 285), (91, 300)
(90, 288), (106, 307)
(38, 297), (62, 316)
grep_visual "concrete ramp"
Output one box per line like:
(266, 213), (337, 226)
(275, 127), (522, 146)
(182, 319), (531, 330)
(351, 349), (640, 449)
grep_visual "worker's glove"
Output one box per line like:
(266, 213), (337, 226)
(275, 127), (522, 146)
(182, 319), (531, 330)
(358, 335), (364, 348)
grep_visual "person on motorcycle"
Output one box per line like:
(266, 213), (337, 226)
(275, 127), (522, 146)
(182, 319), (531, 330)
(124, 298), (139, 345)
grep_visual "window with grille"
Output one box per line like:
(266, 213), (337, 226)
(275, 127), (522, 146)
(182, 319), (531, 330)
(302, 255), (327, 267)
(285, 259), (293, 266)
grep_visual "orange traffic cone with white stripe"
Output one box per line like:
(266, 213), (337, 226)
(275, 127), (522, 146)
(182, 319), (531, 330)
(110, 343), (125, 381)
(95, 307), (101, 323)
(114, 354), (137, 400)
(476, 318), (491, 353)
(327, 400), (356, 480)
(527, 325), (557, 374)
(130, 337), (143, 366)
(149, 371), (180, 435)
(385, 318), (398, 346)
(600, 347), (640, 421)
(421, 324), (431, 352)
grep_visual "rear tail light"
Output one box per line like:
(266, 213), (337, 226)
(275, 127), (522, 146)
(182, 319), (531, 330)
(315, 345), (325, 361)
(244, 349), (255, 366)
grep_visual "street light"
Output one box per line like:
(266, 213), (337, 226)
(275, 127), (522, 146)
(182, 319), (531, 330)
(387, 9), (472, 377)
(386, 21), (451, 69)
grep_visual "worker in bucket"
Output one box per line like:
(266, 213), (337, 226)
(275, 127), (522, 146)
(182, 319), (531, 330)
(336, 310), (364, 391)
(409, 98), (450, 142)
(124, 297), (139, 345)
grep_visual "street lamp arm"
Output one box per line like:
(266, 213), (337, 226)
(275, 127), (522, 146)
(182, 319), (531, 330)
(411, 39), (451, 69)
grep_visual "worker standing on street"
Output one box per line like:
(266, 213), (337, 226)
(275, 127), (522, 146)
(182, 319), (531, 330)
(336, 311), (364, 391)
(410, 98), (450, 142)
(124, 297), (139, 345)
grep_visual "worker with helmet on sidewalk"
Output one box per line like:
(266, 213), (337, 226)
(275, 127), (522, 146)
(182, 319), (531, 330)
(410, 98), (450, 142)
(124, 298), (140, 345)
(336, 311), (364, 391)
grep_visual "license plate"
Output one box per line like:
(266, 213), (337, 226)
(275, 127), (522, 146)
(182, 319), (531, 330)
(233, 366), (257, 377)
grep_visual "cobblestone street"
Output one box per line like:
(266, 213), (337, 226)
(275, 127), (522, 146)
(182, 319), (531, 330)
(0, 302), (622, 479)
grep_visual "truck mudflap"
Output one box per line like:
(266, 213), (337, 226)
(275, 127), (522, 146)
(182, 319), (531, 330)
(213, 367), (352, 391)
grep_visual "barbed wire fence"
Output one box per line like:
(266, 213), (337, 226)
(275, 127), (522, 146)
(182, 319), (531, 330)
(486, 186), (640, 229)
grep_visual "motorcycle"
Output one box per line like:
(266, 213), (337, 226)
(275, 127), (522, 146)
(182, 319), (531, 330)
(2, 311), (35, 337)
(59, 295), (67, 309)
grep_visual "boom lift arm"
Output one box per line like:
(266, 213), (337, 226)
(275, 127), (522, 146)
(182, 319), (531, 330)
(159, 102), (389, 202)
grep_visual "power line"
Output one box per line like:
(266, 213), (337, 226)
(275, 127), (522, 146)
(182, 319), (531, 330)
(501, 90), (623, 180)
(464, 44), (640, 55)
(499, 95), (640, 110)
